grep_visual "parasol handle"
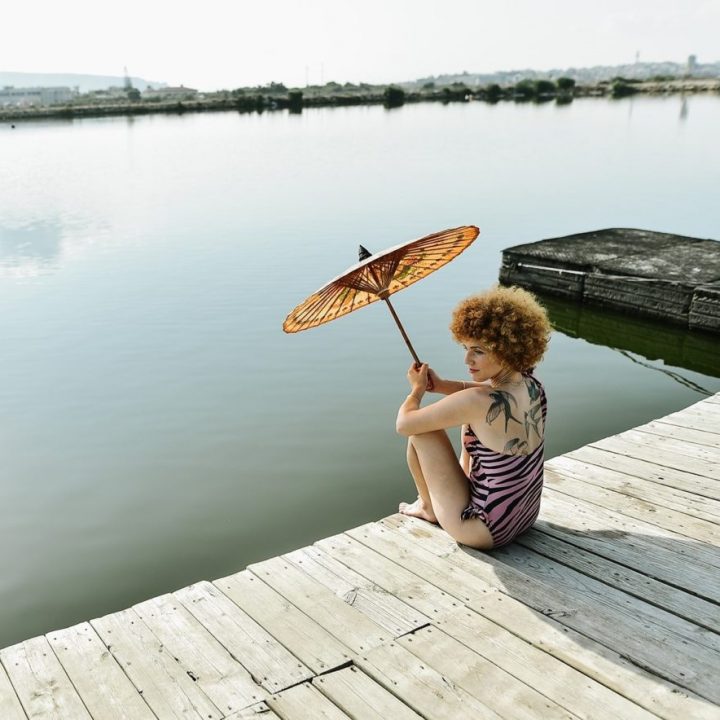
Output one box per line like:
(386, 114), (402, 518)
(382, 296), (421, 365)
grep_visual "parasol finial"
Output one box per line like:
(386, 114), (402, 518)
(358, 245), (372, 261)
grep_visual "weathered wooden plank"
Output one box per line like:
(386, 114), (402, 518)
(248, 555), (390, 655)
(663, 408), (720, 434)
(314, 531), (466, 616)
(538, 490), (720, 590)
(617, 427), (720, 464)
(489, 540), (720, 656)
(91, 607), (221, 720)
(461, 595), (718, 720)
(684, 398), (720, 415)
(591, 432), (720, 480)
(284, 544), (429, 635)
(214, 570), (352, 674)
(657, 412), (720, 435)
(133, 593), (266, 715)
(309, 530), (463, 631)
(658, 405), (720, 432)
(266, 682), (350, 719)
(669, 402), (720, 424)
(398, 626), (577, 719)
(377, 515), (720, 704)
(639, 419), (720, 449)
(226, 701), (281, 719)
(1, 637), (92, 720)
(690, 285), (720, 332)
(584, 274), (692, 323)
(435, 606), (658, 720)
(382, 514), (719, 719)
(174, 581), (312, 693)
(659, 401), (720, 423)
(546, 455), (720, 524)
(358, 640), (505, 720)
(564, 444), (720, 499)
(0, 663), (27, 720)
(544, 466), (720, 543)
(46, 622), (155, 719)
(516, 529), (720, 634)
(313, 666), (423, 720)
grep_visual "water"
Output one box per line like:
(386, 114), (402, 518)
(1, 95), (719, 648)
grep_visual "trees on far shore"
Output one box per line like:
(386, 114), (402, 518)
(22, 72), (712, 124)
(383, 85), (406, 107)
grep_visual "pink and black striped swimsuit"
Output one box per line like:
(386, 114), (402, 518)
(461, 373), (547, 548)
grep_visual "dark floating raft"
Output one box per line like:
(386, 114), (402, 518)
(499, 228), (720, 335)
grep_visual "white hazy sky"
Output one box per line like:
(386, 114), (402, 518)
(4, 0), (718, 90)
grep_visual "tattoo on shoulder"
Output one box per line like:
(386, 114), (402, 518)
(486, 390), (521, 432)
(524, 375), (541, 401)
(488, 379), (544, 455)
(525, 383), (544, 437)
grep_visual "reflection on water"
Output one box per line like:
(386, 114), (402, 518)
(541, 293), (720, 385)
(680, 96), (689, 122)
(0, 216), (110, 278)
(616, 350), (711, 395)
(0, 222), (62, 276)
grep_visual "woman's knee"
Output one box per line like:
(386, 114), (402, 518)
(410, 430), (449, 443)
(408, 431), (454, 459)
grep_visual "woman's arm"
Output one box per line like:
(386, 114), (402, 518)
(396, 364), (488, 436)
(427, 368), (487, 395)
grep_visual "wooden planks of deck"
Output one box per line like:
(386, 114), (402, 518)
(1, 395), (719, 719)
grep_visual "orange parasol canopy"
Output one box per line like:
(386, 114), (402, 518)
(283, 225), (479, 363)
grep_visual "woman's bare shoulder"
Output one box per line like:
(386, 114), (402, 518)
(468, 383), (544, 455)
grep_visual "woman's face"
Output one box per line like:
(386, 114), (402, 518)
(460, 338), (504, 382)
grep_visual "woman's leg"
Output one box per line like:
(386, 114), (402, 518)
(399, 439), (438, 523)
(402, 430), (494, 550)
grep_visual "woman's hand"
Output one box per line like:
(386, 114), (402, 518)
(407, 362), (429, 399)
(427, 367), (443, 393)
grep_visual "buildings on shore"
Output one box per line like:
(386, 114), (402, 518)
(0, 85), (78, 107)
(409, 56), (719, 89)
(142, 85), (198, 100)
(0, 83), (198, 108)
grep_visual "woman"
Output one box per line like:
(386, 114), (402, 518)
(396, 285), (551, 550)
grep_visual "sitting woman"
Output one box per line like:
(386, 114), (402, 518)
(396, 285), (551, 550)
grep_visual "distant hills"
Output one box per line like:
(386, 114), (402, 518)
(406, 60), (720, 88)
(0, 72), (166, 92)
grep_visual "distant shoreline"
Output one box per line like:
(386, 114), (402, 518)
(2, 78), (717, 123)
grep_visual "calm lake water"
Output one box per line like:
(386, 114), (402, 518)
(1, 95), (719, 648)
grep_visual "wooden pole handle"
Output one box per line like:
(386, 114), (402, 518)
(382, 297), (421, 365)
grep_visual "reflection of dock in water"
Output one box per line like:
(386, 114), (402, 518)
(617, 350), (711, 395)
(541, 292), (720, 381)
(2, 395), (720, 719)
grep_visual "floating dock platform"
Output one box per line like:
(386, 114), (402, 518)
(499, 228), (720, 334)
(1, 394), (720, 719)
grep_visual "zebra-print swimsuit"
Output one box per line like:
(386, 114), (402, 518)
(461, 373), (547, 548)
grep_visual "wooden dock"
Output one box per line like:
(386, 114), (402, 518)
(2, 395), (719, 719)
(499, 228), (720, 334)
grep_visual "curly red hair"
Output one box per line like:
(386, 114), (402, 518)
(449, 285), (551, 371)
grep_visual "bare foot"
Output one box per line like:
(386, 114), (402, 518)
(399, 497), (438, 524)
